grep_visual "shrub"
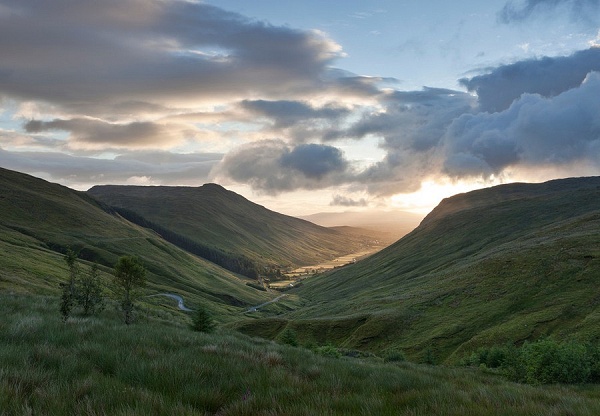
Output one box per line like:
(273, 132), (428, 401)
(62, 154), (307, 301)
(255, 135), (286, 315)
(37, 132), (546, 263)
(76, 263), (105, 316)
(315, 344), (341, 359)
(517, 339), (590, 384)
(191, 306), (216, 333)
(423, 347), (436, 365)
(463, 339), (597, 384)
(59, 248), (79, 322)
(278, 327), (298, 347)
(384, 349), (406, 363)
(113, 256), (146, 325)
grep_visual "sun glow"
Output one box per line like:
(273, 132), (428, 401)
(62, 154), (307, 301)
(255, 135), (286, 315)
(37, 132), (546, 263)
(390, 178), (500, 214)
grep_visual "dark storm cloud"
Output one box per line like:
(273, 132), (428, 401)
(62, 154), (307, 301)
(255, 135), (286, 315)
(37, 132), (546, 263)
(0, 148), (222, 186)
(324, 87), (475, 150)
(0, 0), (342, 114)
(280, 144), (348, 179)
(212, 140), (351, 193)
(461, 48), (600, 112)
(443, 71), (600, 177)
(499, 0), (600, 23)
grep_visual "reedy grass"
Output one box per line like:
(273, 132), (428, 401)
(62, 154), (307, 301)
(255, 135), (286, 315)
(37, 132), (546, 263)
(2, 293), (600, 415)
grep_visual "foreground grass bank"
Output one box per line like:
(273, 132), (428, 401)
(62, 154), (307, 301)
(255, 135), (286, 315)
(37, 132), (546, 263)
(3, 293), (600, 415)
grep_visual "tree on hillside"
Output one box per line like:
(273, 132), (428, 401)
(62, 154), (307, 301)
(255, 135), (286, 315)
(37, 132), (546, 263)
(59, 248), (79, 322)
(191, 305), (216, 333)
(278, 327), (298, 347)
(113, 256), (146, 325)
(76, 263), (105, 316)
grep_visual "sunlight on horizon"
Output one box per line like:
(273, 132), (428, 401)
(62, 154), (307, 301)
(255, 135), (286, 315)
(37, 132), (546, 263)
(389, 179), (500, 214)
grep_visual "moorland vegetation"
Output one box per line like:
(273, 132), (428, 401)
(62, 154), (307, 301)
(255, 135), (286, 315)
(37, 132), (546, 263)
(2, 167), (600, 414)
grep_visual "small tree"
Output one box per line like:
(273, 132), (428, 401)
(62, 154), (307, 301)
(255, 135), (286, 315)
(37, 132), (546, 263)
(113, 256), (146, 325)
(278, 327), (298, 347)
(59, 248), (79, 322)
(191, 305), (216, 333)
(76, 263), (104, 316)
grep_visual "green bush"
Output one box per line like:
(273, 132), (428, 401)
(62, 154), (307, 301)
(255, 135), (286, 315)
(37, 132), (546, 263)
(464, 339), (598, 384)
(278, 327), (298, 347)
(517, 340), (590, 384)
(315, 344), (341, 358)
(191, 306), (216, 333)
(383, 349), (406, 363)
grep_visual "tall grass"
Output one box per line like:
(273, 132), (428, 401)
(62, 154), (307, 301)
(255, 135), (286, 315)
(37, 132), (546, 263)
(3, 293), (600, 415)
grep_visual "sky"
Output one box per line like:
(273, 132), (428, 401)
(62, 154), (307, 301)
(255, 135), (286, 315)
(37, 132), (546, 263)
(1, 0), (599, 216)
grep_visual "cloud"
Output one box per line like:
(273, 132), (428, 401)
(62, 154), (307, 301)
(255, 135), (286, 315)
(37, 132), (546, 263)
(0, 0), (343, 115)
(443, 71), (600, 177)
(323, 87), (475, 147)
(281, 143), (348, 178)
(328, 73), (397, 98)
(23, 118), (186, 150)
(2, 1), (599, 203)
(214, 87), (480, 196)
(461, 48), (600, 112)
(499, 0), (600, 24)
(322, 87), (475, 195)
(240, 100), (351, 129)
(0, 148), (222, 188)
(211, 140), (352, 193)
(330, 195), (368, 207)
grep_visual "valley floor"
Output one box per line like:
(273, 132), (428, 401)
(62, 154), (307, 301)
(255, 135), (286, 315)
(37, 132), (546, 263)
(277, 245), (385, 287)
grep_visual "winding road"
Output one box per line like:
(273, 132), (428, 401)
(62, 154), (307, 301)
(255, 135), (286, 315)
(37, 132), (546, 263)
(148, 292), (288, 314)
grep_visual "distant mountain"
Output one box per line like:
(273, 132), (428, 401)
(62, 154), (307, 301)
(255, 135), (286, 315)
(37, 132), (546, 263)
(235, 177), (600, 361)
(88, 184), (376, 276)
(300, 210), (423, 242)
(0, 167), (271, 317)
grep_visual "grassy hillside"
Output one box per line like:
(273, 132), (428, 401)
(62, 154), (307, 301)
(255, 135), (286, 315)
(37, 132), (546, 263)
(0, 167), (274, 319)
(235, 177), (600, 361)
(88, 184), (376, 273)
(4, 292), (600, 415)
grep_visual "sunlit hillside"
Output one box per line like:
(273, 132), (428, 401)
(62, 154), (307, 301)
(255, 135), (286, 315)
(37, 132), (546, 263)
(236, 177), (600, 362)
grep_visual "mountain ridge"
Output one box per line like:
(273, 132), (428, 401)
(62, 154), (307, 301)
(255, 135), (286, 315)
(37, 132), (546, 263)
(88, 183), (379, 275)
(0, 167), (273, 318)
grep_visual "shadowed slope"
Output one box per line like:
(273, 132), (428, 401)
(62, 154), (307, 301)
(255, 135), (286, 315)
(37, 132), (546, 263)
(88, 184), (376, 272)
(0, 167), (271, 319)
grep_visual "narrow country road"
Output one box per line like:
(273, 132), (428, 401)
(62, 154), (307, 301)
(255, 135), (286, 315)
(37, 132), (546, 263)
(148, 292), (287, 313)
(244, 294), (287, 313)
(147, 293), (194, 312)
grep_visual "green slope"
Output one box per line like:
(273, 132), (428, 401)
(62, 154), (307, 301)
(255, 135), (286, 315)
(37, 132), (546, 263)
(88, 184), (374, 273)
(0, 167), (272, 320)
(235, 177), (600, 361)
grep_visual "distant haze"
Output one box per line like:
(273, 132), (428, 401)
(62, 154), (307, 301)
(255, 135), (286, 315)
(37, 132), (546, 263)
(300, 210), (423, 241)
